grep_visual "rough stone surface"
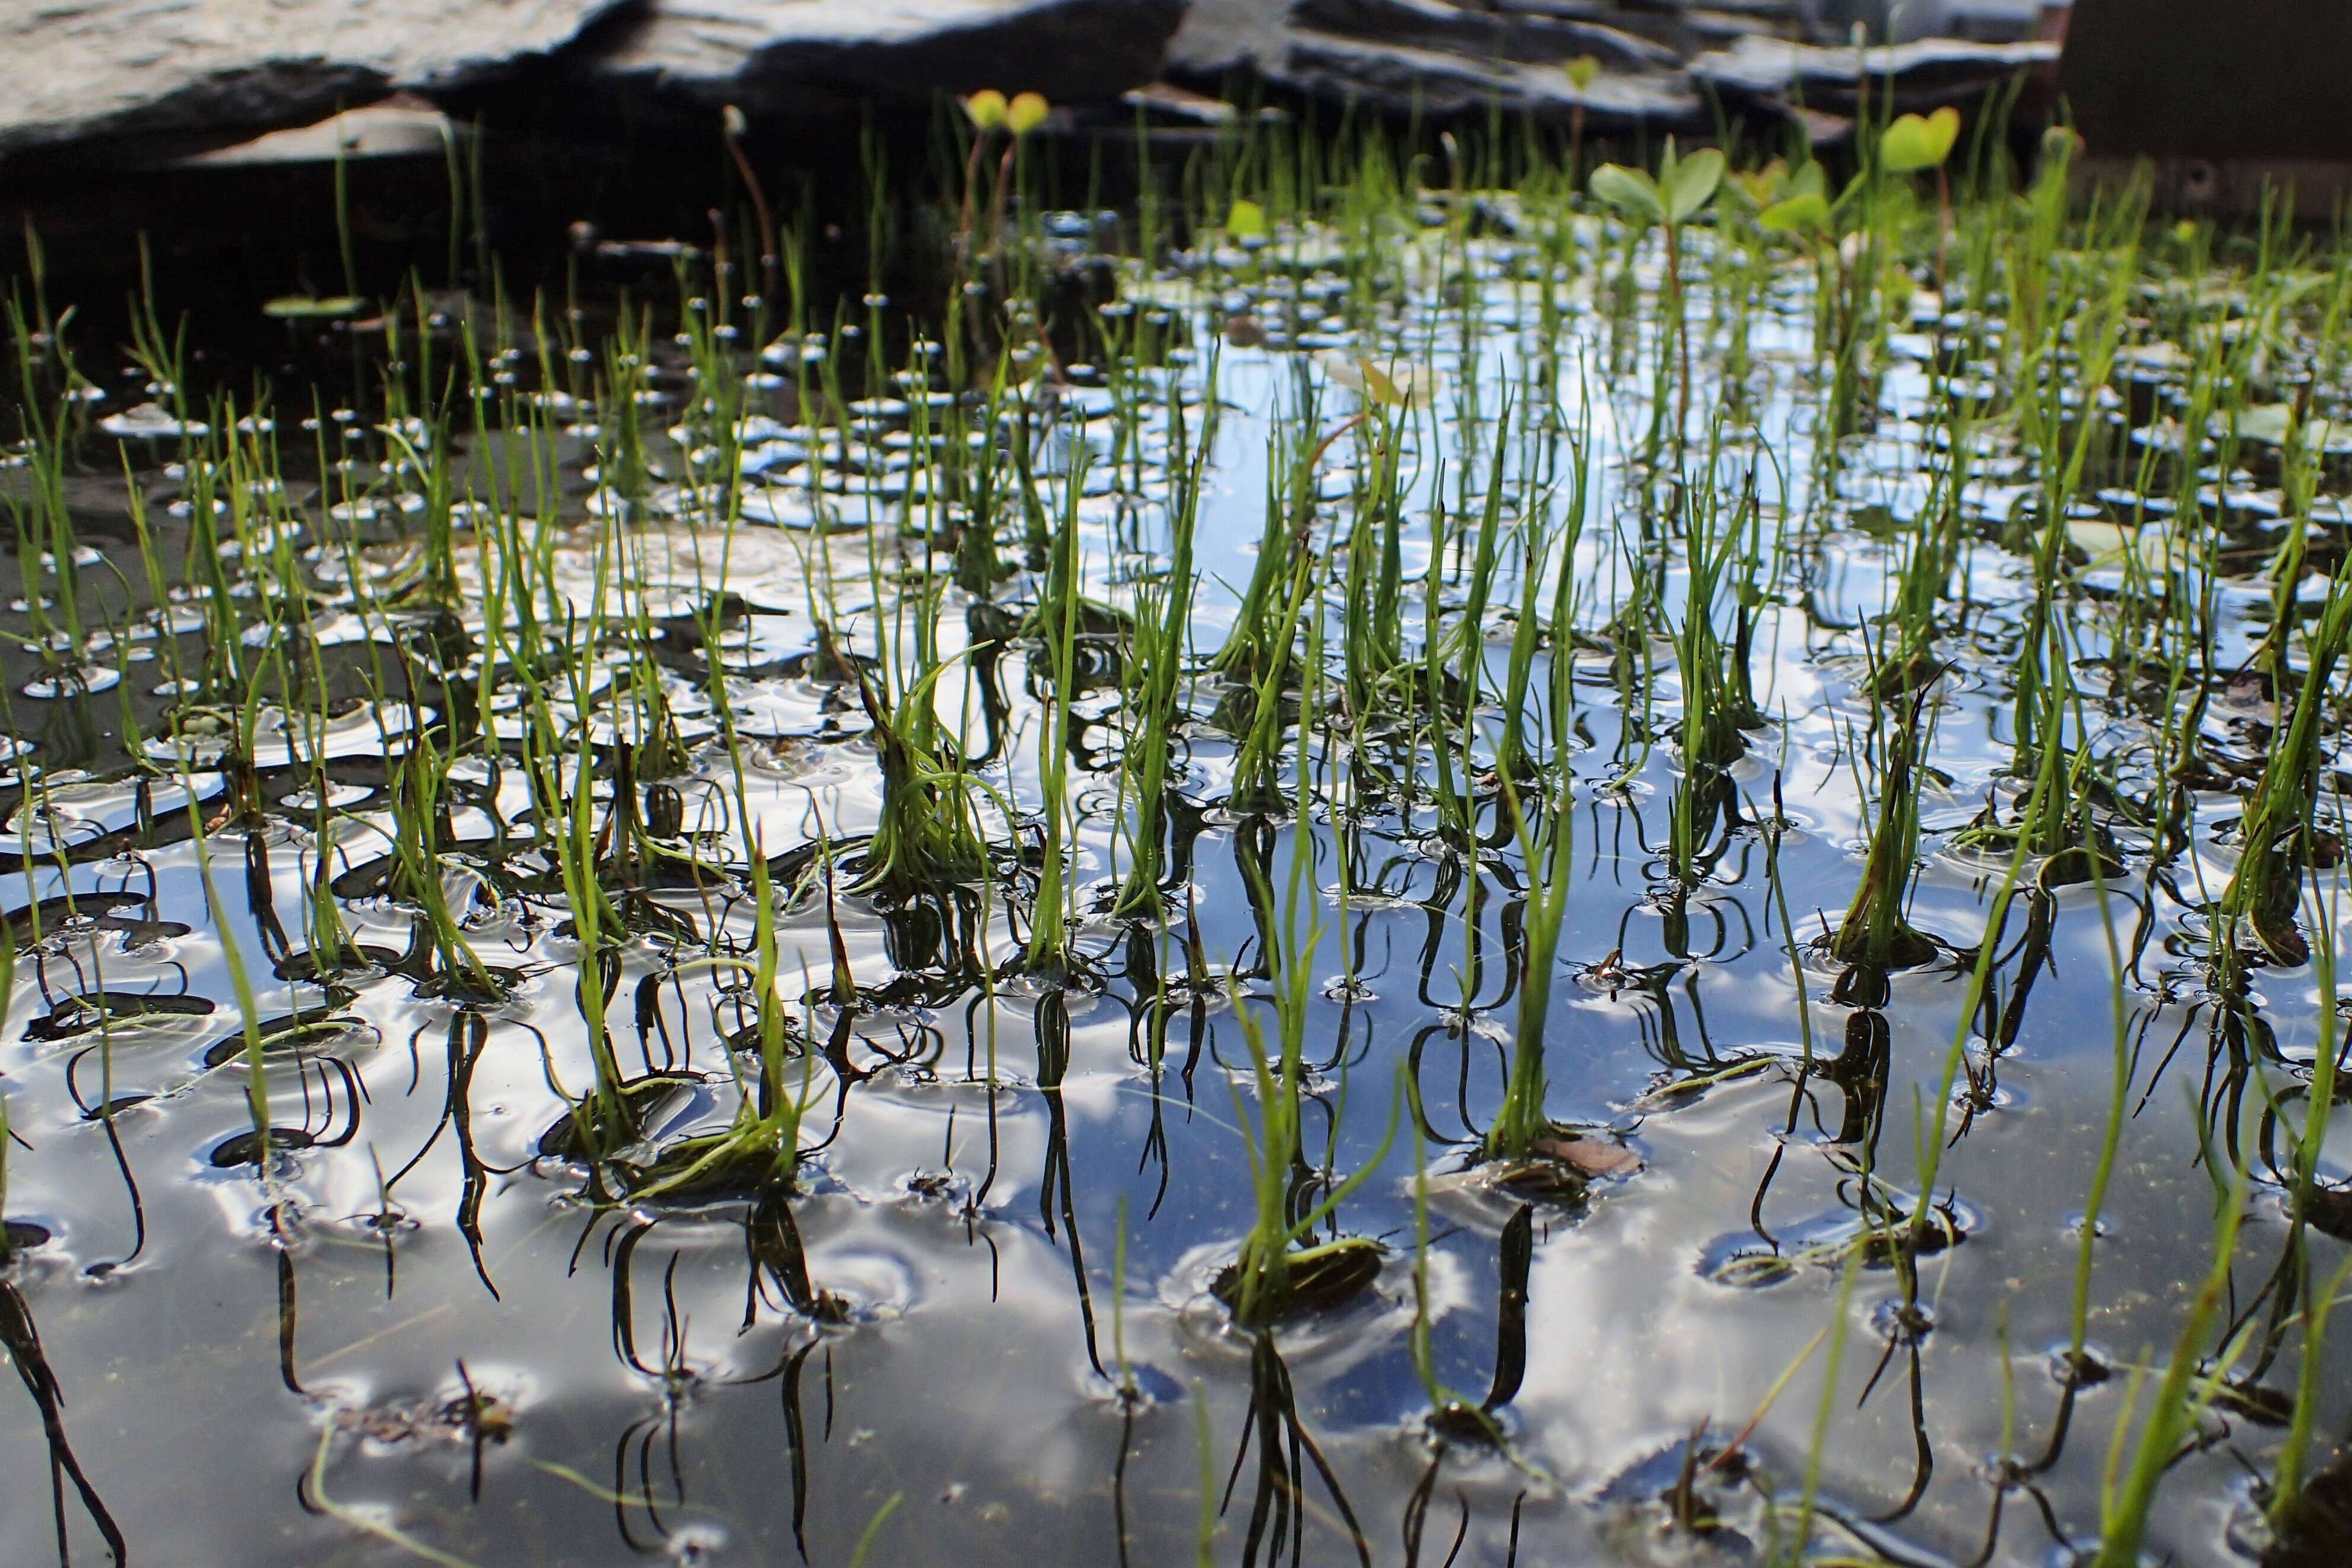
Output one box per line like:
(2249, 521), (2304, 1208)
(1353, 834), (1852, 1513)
(1798, 0), (2046, 45)
(1163, 0), (1293, 74)
(1277, 32), (1701, 125)
(1169, 0), (2052, 134)
(579, 0), (1192, 115)
(1688, 33), (2056, 115)
(1168, 0), (1703, 130)
(0, 1), (627, 165)
(175, 101), (460, 167)
(1294, 0), (1678, 71)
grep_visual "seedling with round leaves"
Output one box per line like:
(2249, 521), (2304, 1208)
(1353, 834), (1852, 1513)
(956, 90), (1053, 290)
(1588, 142), (1725, 230)
(1588, 139), (1724, 448)
(1561, 55), (1600, 173)
(963, 88), (1047, 139)
(1754, 110), (1961, 439)
(1880, 105), (1963, 290)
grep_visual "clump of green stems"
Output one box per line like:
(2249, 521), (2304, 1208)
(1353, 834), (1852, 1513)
(1964, 207), (2138, 862)
(387, 738), (499, 998)
(4, 299), (91, 680)
(1212, 374), (1342, 704)
(1221, 769), (1396, 1328)
(2218, 556), (2352, 969)
(1336, 391), (1416, 747)
(1489, 415), (1588, 785)
(1112, 389), (1206, 919)
(1871, 391), (1977, 697)
(1023, 444), (1091, 976)
(832, 625), (988, 903)
(527, 705), (635, 1160)
(1829, 697), (1936, 969)
(1485, 773), (1574, 1163)
(1588, 141), (1724, 456)
(835, 378), (990, 900)
(185, 793), (274, 1172)
(620, 849), (817, 1201)
(1421, 391), (1515, 836)
(1670, 461), (1765, 775)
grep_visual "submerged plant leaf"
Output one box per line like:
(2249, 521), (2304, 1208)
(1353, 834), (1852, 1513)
(1355, 358), (1405, 407)
(263, 295), (364, 319)
(1227, 197), (1269, 239)
(1530, 1132), (1642, 1177)
(1564, 55), (1599, 91)
(1316, 349), (1434, 406)
(1212, 1236), (1383, 1321)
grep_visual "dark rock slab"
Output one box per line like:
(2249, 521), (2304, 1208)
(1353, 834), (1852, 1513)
(1294, 0), (1678, 71)
(0, 0), (627, 168)
(1688, 31), (2055, 115)
(1283, 31), (1702, 125)
(1168, 0), (1703, 130)
(1164, 0), (1293, 74)
(171, 100), (461, 169)
(575, 0), (1192, 118)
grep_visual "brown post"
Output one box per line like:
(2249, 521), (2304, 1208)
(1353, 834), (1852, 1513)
(2058, 0), (2352, 213)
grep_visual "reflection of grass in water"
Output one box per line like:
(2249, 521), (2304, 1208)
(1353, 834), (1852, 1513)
(1486, 773), (1573, 1164)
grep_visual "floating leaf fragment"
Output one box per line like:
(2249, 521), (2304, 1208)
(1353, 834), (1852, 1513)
(264, 295), (364, 320)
